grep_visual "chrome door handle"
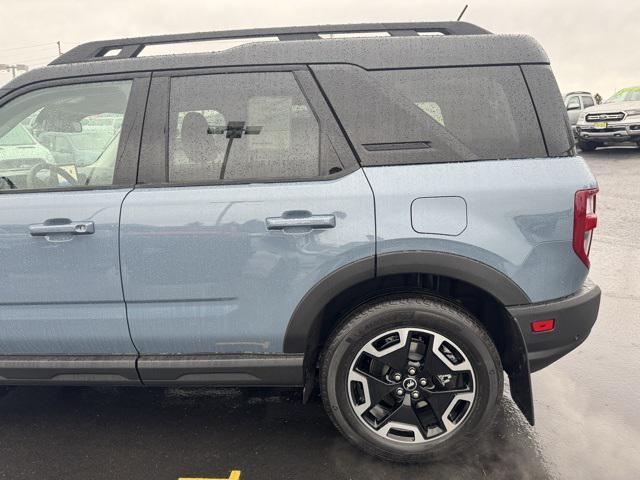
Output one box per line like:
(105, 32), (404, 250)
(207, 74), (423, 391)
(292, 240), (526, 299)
(29, 220), (95, 236)
(265, 214), (336, 230)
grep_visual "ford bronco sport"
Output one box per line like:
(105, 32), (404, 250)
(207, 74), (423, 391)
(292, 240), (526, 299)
(0, 22), (601, 462)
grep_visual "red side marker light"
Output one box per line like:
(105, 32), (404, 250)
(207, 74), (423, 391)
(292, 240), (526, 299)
(531, 319), (555, 333)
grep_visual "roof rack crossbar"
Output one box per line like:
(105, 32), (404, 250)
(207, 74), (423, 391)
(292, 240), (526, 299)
(50, 22), (490, 65)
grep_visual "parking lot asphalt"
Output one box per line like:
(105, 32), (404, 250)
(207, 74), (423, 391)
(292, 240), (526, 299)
(0, 147), (639, 480)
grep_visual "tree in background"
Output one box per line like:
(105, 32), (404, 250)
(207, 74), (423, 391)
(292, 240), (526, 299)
(594, 93), (602, 104)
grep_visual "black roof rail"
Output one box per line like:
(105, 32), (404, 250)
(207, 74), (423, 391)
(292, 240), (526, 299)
(50, 22), (491, 66)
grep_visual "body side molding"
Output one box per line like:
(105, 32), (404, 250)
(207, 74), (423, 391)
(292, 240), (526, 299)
(0, 355), (139, 385)
(137, 354), (304, 386)
(0, 354), (304, 387)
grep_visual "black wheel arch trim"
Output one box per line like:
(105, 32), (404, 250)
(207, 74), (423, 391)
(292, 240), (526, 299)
(283, 250), (531, 353)
(376, 251), (530, 305)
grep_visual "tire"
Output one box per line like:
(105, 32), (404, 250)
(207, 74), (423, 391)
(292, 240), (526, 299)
(578, 140), (599, 152)
(320, 294), (502, 463)
(0, 386), (13, 400)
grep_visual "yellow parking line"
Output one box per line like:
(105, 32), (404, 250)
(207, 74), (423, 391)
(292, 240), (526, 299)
(179, 470), (241, 480)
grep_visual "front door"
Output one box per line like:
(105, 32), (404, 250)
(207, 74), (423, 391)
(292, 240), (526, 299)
(120, 68), (375, 356)
(0, 77), (146, 356)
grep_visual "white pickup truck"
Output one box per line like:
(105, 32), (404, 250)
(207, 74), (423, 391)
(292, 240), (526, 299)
(575, 87), (640, 151)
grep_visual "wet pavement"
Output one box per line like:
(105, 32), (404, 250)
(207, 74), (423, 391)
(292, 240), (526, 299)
(0, 147), (638, 480)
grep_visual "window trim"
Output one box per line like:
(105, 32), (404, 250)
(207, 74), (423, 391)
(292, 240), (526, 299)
(137, 65), (359, 188)
(0, 72), (150, 195)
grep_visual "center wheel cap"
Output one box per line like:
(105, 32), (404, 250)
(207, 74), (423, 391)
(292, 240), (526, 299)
(403, 377), (417, 392)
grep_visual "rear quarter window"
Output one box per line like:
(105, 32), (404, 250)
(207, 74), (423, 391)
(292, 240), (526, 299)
(312, 65), (548, 165)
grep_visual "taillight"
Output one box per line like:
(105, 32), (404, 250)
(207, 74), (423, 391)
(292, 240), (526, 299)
(573, 188), (598, 268)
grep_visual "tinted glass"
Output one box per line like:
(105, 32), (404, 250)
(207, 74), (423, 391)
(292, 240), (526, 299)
(168, 72), (320, 183)
(581, 96), (595, 108)
(0, 81), (131, 191)
(372, 67), (546, 162)
(314, 65), (547, 166)
(520, 65), (573, 157)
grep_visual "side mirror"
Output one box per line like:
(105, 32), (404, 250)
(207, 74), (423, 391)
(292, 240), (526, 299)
(567, 104), (580, 111)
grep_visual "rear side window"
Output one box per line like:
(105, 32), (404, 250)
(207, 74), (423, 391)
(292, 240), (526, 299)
(312, 65), (547, 165)
(168, 72), (320, 183)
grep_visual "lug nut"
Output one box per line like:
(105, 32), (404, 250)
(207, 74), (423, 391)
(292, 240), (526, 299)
(395, 388), (405, 396)
(392, 373), (402, 382)
(419, 378), (427, 387)
(407, 367), (417, 376)
(411, 391), (420, 399)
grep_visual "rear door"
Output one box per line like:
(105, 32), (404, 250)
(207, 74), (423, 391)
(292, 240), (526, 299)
(0, 75), (147, 358)
(120, 67), (375, 357)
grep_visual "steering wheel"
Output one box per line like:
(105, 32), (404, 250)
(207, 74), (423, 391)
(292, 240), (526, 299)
(0, 176), (17, 190)
(27, 163), (78, 189)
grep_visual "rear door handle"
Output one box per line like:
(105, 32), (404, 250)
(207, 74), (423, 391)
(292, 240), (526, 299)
(29, 220), (95, 236)
(265, 214), (336, 230)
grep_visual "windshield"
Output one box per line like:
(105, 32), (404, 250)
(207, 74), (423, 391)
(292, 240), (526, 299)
(0, 124), (36, 146)
(606, 88), (640, 103)
(66, 132), (112, 151)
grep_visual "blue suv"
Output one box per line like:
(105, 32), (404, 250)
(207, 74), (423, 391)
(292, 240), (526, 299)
(0, 23), (600, 462)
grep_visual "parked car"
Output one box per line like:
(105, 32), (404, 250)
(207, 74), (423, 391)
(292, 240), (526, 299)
(37, 130), (115, 167)
(0, 22), (600, 463)
(0, 123), (55, 189)
(564, 91), (596, 137)
(576, 86), (640, 151)
(81, 113), (123, 136)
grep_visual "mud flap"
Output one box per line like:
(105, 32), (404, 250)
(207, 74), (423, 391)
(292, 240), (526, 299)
(503, 313), (535, 425)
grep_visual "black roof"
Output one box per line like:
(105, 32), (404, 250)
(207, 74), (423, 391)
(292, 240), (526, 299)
(1, 23), (549, 95)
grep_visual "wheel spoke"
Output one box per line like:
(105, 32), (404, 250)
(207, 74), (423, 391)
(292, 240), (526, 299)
(424, 333), (474, 378)
(423, 334), (456, 376)
(355, 369), (397, 407)
(377, 396), (427, 440)
(424, 390), (455, 431)
(426, 386), (472, 396)
(362, 329), (413, 372)
(423, 390), (474, 433)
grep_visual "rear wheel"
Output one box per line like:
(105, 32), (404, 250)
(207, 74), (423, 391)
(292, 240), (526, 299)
(0, 387), (13, 399)
(320, 295), (502, 463)
(578, 140), (599, 152)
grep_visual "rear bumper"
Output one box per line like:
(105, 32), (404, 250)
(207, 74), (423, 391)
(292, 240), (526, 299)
(507, 280), (601, 372)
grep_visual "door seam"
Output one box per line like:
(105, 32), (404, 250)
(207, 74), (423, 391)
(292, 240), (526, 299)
(117, 187), (144, 384)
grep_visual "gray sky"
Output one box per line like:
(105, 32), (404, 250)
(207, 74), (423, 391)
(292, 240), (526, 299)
(1, 0), (639, 96)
